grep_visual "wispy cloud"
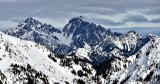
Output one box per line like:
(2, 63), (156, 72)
(0, 0), (19, 2)
(145, 8), (160, 15)
(0, 20), (18, 30)
(122, 15), (149, 23)
(88, 17), (125, 26)
(150, 18), (160, 23)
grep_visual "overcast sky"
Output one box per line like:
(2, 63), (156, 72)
(0, 0), (160, 30)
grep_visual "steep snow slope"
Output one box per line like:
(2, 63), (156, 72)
(105, 35), (160, 84)
(0, 32), (80, 84)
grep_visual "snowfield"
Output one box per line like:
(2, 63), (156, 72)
(0, 32), (78, 84)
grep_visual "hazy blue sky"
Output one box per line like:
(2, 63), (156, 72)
(0, 0), (160, 30)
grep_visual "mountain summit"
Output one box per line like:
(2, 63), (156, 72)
(5, 17), (62, 52)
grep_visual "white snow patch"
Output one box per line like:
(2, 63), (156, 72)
(76, 43), (91, 61)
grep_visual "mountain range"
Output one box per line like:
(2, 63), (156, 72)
(5, 16), (152, 63)
(0, 16), (160, 84)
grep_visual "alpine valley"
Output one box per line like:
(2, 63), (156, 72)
(0, 16), (160, 84)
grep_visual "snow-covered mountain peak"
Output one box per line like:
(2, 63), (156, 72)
(24, 17), (39, 24)
(126, 30), (138, 35)
(5, 17), (63, 54)
(17, 17), (42, 30)
(62, 16), (88, 36)
(124, 30), (140, 45)
(15, 17), (61, 33)
(147, 34), (158, 38)
(69, 16), (86, 23)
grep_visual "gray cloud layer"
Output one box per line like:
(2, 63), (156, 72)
(146, 7), (160, 15)
(122, 15), (149, 22)
(151, 18), (160, 23)
(88, 18), (125, 26)
(0, 0), (160, 28)
(89, 14), (160, 27)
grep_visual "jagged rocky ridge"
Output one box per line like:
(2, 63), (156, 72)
(5, 17), (61, 52)
(104, 35), (160, 84)
(5, 16), (152, 64)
